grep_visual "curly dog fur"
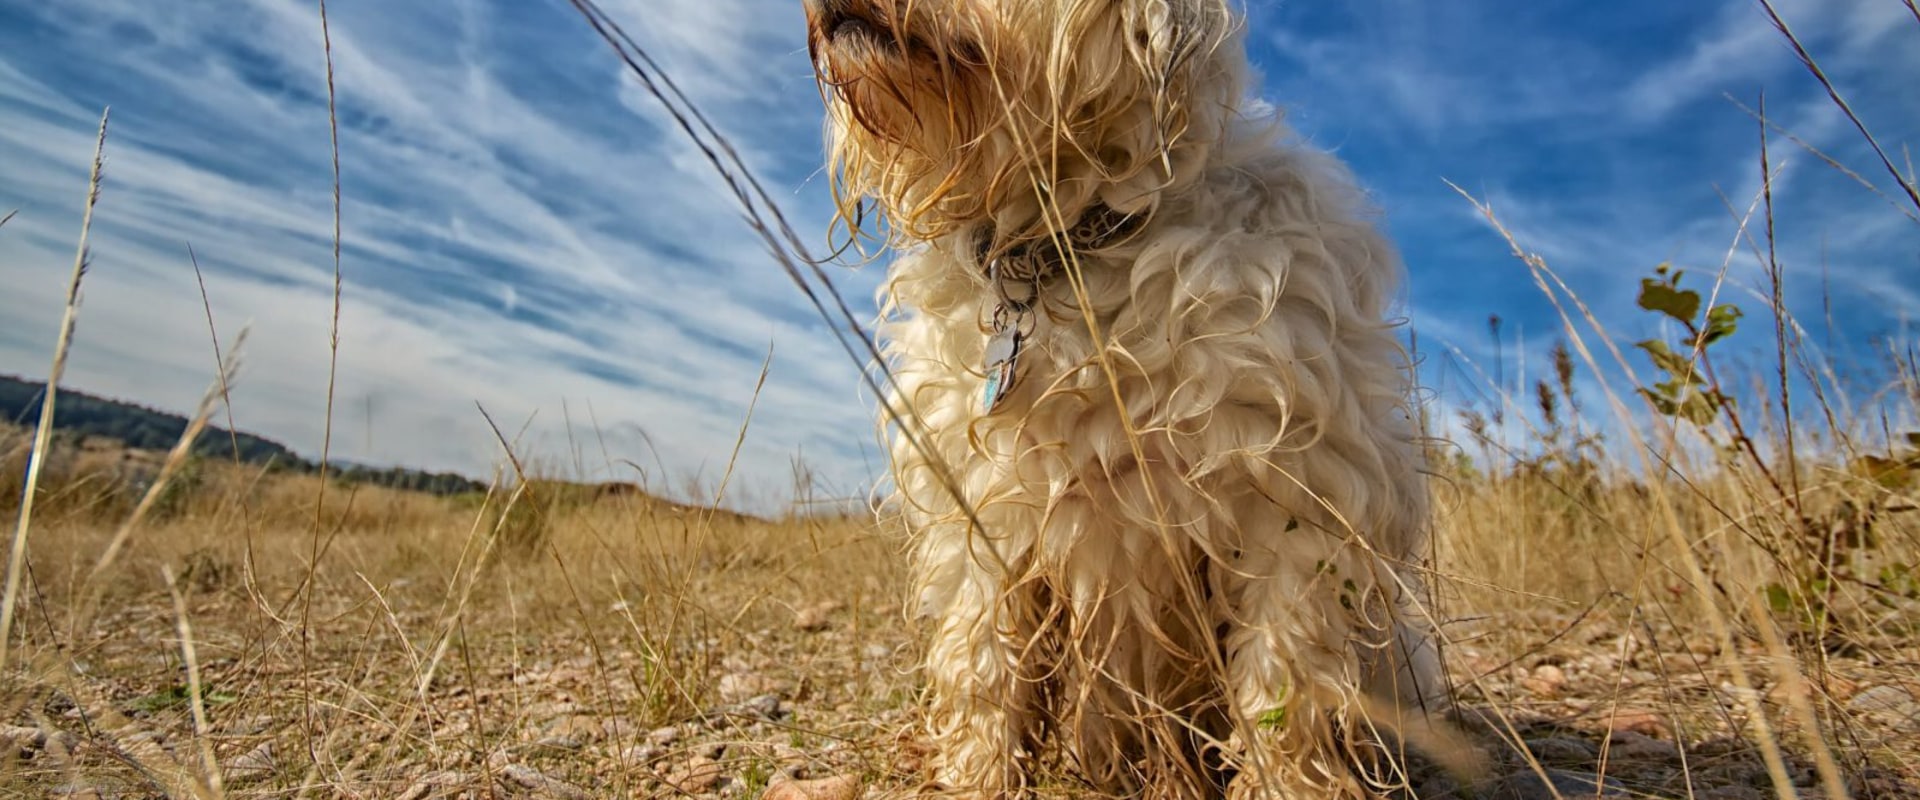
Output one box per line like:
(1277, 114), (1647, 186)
(804, 0), (1448, 796)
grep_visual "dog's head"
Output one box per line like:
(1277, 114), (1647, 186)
(804, 0), (1244, 247)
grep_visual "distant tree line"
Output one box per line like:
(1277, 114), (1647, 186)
(1, 374), (486, 497)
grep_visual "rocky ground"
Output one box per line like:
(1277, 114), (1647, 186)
(1, 516), (1914, 800)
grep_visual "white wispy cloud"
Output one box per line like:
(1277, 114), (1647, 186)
(1256, 0), (1915, 381)
(1, 0), (1913, 510)
(0, 0), (879, 510)
(1623, 0), (1914, 122)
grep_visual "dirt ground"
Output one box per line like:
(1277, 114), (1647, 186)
(1, 477), (1916, 799)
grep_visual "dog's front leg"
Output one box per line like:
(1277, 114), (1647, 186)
(1217, 533), (1374, 800)
(919, 534), (1044, 798)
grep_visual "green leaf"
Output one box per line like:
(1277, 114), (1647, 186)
(1639, 279), (1700, 324)
(130, 685), (193, 713)
(1636, 340), (1699, 384)
(1765, 583), (1793, 614)
(1702, 304), (1743, 345)
(1636, 339), (1676, 372)
(1676, 391), (1722, 426)
(1880, 563), (1918, 598)
(1639, 387), (1678, 417)
(128, 683), (235, 713)
(1257, 683), (1291, 730)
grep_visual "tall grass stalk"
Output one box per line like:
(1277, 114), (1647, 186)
(562, 0), (997, 550)
(162, 566), (223, 798)
(0, 109), (110, 673)
(299, 0), (346, 783)
(1447, 188), (1808, 798)
(70, 329), (248, 638)
(1757, 0), (1920, 216)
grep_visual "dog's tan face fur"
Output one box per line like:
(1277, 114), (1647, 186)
(805, 0), (1238, 243)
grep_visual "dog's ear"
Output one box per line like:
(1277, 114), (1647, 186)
(1127, 0), (1183, 83)
(1125, 0), (1232, 92)
(1115, 0), (1235, 187)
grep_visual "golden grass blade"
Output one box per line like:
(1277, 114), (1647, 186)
(186, 244), (278, 620)
(1757, 0), (1920, 216)
(698, 341), (772, 531)
(162, 566), (226, 799)
(0, 108), (109, 673)
(188, 245), (247, 477)
(315, 0), (346, 507)
(411, 405), (528, 698)
(68, 328), (248, 643)
(1726, 95), (1920, 226)
(414, 477), (510, 698)
(1755, 88), (1848, 800)
(1757, 92), (1808, 568)
(657, 342), (775, 699)
(561, 0), (999, 552)
(1449, 188), (1809, 800)
(298, 1), (346, 781)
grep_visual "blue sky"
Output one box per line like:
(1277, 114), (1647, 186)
(1, 0), (1915, 509)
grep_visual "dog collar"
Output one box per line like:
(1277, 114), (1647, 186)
(973, 203), (1145, 284)
(976, 204), (1143, 413)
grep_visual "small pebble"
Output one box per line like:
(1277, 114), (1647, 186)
(762, 774), (861, 800)
(1483, 768), (1629, 800)
(665, 755), (724, 794)
(1605, 730), (1678, 761)
(1522, 736), (1596, 764)
(227, 741), (276, 778)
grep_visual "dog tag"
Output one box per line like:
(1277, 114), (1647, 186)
(981, 325), (1022, 413)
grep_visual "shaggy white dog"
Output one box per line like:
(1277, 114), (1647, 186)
(804, 0), (1448, 796)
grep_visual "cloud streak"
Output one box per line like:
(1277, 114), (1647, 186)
(1, 0), (878, 509)
(1, 0), (1914, 511)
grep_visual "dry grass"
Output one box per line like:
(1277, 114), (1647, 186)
(13, 231), (1910, 800)
(2, 2), (1916, 799)
(1, 413), (1915, 799)
(1, 454), (912, 799)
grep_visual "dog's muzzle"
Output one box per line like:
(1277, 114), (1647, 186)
(804, 0), (889, 47)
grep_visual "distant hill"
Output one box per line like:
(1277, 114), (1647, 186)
(0, 374), (487, 497)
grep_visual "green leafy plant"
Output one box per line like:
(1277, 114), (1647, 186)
(1635, 263), (1743, 427)
(129, 682), (237, 713)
